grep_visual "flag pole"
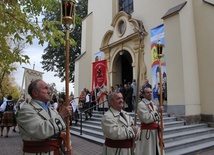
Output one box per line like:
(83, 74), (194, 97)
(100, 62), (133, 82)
(156, 40), (164, 155)
(132, 22), (147, 155)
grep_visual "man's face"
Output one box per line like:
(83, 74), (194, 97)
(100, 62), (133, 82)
(33, 81), (51, 103)
(110, 93), (124, 111)
(143, 88), (153, 101)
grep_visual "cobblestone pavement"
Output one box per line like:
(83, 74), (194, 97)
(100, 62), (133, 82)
(0, 127), (103, 155)
(0, 127), (23, 155)
(0, 127), (213, 155)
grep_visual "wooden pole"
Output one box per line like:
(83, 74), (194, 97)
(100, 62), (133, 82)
(134, 39), (142, 126)
(158, 57), (164, 155)
(132, 31), (143, 155)
(65, 28), (71, 152)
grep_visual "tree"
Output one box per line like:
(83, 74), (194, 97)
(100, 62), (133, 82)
(48, 82), (58, 99)
(0, 38), (26, 95)
(0, 73), (20, 103)
(41, 0), (88, 82)
(0, 0), (64, 69)
(0, 0), (67, 94)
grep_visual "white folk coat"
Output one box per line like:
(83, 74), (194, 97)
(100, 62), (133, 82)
(16, 100), (66, 155)
(101, 107), (136, 155)
(135, 98), (165, 155)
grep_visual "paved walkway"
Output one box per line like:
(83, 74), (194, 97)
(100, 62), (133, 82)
(0, 127), (103, 155)
(0, 127), (213, 155)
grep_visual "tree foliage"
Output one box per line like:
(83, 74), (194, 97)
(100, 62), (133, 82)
(0, 73), (20, 103)
(0, 0), (69, 99)
(48, 82), (58, 99)
(41, 0), (88, 82)
(0, 0), (65, 73)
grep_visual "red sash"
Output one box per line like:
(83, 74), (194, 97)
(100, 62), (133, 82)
(141, 123), (164, 147)
(105, 138), (133, 148)
(23, 134), (66, 155)
(140, 122), (158, 130)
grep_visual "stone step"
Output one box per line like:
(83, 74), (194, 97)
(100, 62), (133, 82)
(70, 111), (214, 155)
(72, 120), (185, 134)
(166, 135), (214, 155)
(164, 128), (214, 143)
(71, 127), (104, 139)
(71, 126), (214, 155)
(80, 111), (169, 118)
(164, 124), (208, 134)
(167, 143), (214, 155)
(70, 130), (104, 145)
(71, 124), (214, 141)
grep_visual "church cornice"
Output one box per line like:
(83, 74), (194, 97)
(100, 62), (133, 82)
(100, 32), (139, 52)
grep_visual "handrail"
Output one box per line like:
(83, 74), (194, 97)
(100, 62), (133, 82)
(79, 99), (108, 135)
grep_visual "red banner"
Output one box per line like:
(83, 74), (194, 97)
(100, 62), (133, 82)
(92, 60), (107, 91)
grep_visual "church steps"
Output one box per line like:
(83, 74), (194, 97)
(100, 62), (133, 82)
(164, 128), (214, 143)
(165, 134), (214, 154)
(70, 111), (214, 155)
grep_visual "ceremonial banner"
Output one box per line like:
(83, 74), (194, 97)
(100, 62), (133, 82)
(150, 24), (167, 100)
(22, 67), (44, 100)
(92, 60), (108, 109)
(92, 59), (107, 90)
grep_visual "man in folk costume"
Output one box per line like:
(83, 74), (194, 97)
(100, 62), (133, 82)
(101, 91), (139, 155)
(16, 79), (73, 155)
(135, 87), (165, 155)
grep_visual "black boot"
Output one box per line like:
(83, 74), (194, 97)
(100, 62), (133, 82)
(89, 113), (92, 118)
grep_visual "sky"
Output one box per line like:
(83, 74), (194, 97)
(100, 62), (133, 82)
(14, 39), (74, 93)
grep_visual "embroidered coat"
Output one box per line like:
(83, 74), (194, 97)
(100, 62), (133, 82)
(101, 107), (136, 155)
(135, 98), (165, 155)
(16, 100), (66, 155)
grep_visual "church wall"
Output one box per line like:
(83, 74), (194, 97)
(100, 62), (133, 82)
(193, 0), (214, 115)
(75, 0), (214, 121)
(133, 0), (186, 86)
(164, 14), (185, 116)
(179, 0), (200, 115)
(74, 13), (93, 97)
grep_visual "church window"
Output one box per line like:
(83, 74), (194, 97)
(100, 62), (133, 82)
(119, 0), (133, 14)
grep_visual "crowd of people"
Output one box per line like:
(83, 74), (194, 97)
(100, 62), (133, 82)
(76, 79), (137, 119)
(0, 78), (165, 155)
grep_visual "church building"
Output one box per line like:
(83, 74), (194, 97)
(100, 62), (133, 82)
(74, 0), (214, 123)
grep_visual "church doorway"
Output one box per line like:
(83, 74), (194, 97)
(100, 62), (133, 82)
(121, 51), (132, 85)
(112, 50), (133, 86)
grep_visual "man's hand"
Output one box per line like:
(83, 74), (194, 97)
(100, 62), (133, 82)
(60, 106), (72, 120)
(158, 106), (164, 113)
(132, 125), (139, 134)
(132, 125), (139, 140)
(65, 146), (73, 155)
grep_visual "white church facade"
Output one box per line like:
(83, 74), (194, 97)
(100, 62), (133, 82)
(74, 0), (214, 124)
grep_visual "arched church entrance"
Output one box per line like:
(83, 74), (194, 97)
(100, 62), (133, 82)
(112, 50), (133, 86)
(121, 50), (133, 85)
(100, 11), (148, 91)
